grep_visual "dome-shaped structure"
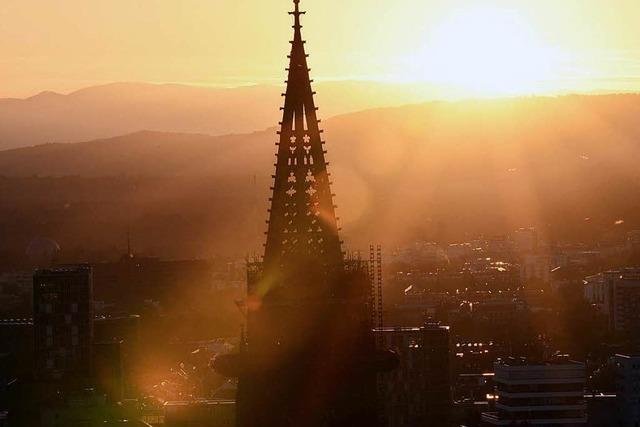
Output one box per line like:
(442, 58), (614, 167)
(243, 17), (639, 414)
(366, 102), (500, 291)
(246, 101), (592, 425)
(26, 237), (61, 266)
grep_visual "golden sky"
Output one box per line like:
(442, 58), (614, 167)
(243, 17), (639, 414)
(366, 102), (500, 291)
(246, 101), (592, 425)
(2, 0), (640, 98)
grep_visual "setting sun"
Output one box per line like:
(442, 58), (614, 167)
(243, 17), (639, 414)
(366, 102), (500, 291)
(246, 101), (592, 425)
(411, 7), (561, 96)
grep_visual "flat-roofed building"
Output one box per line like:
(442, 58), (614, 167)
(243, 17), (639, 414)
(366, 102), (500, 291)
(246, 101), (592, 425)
(482, 356), (586, 426)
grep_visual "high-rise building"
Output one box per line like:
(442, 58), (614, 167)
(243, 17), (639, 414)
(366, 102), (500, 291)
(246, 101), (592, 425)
(614, 354), (640, 427)
(375, 322), (451, 427)
(33, 265), (93, 383)
(513, 228), (538, 254)
(584, 268), (640, 339)
(626, 230), (640, 251)
(213, 1), (392, 425)
(520, 254), (551, 284)
(482, 356), (587, 426)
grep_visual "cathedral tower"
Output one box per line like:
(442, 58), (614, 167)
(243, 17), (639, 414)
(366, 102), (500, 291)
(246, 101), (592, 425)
(214, 2), (394, 425)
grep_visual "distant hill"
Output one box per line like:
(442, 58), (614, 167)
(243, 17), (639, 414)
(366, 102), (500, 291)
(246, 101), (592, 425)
(0, 81), (446, 150)
(1, 94), (640, 262)
(0, 130), (270, 177)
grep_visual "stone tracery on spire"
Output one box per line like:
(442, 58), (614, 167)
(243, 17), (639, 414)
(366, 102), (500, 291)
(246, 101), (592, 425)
(263, 0), (342, 273)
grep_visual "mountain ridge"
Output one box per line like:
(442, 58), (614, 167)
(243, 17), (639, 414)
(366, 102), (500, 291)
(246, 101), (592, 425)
(1, 93), (640, 258)
(0, 80), (455, 150)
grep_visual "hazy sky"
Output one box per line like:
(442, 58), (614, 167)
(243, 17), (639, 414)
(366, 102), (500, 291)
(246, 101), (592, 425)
(2, 0), (640, 98)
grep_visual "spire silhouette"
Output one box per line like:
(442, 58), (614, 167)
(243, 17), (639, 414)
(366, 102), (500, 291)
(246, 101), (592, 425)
(225, 4), (385, 426)
(263, 0), (342, 273)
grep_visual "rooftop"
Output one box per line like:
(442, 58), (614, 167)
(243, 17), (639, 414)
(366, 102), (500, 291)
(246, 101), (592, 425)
(614, 353), (640, 359)
(164, 399), (235, 407)
(374, 322), (450, 333)
(496, 355), (584, 367)
(35, 264), (92, 275)
(0, 318), (33, 326)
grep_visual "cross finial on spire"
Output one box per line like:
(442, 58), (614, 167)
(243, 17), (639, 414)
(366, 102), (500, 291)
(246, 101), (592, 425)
(289, 0), (305, 31)
(291, 0), (301, 15)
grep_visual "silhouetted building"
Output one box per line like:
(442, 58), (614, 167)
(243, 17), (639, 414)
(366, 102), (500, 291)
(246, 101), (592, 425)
(585, 393), (616, 427)
(33, 265), (93, 384)
(164, 400), (235, 427)
(93, 340), (124, 402)
(39, 387), (113, 426)
(93, 255), (215, 309)
(453, 372), (495, 402)
(0, 318), (33, 380)
(584, 268), (640, 339)
(627, 231), (640, 260)
(520, 253), (551, 284)
(0, 271), (33, 316)
(614, 354), (640, 427)
(0, 353), (10, 413)
(213, 1), (389, 426)
(482, 356), (586, 426)
(375, 322), (452, 427)
(447, 243), (473, 263)
(94, 314), (140, 347)
(513, 228), (538, 255)
(453, 399), (491, 427)
(453, 340), (502, 380)
(473, 298), (525, 328)
(467, 258), (520, 291)
(94, 314), (140, 398)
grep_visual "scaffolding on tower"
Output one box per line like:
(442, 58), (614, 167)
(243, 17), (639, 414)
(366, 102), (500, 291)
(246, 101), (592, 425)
(369, 244), (384, 337)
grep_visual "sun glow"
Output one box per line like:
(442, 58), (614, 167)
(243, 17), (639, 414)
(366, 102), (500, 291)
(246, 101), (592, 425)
(411, 7), (561, 96)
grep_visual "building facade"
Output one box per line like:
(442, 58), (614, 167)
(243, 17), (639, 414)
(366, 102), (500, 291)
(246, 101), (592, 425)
(520, 254), (551, 285)
(92, 255), (215, 309)
(164, 400), (235, 427)
(482, 357), (587, 426)
(513, 228), (538, 254)
(33, 265), (93, 383)
(614, 354), (640, 427)
(584, 268), (640, 338)
(375, 323), (451, 427)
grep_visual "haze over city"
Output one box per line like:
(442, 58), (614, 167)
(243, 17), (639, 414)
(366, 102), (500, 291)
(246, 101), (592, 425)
(2, 1), (640, 427)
